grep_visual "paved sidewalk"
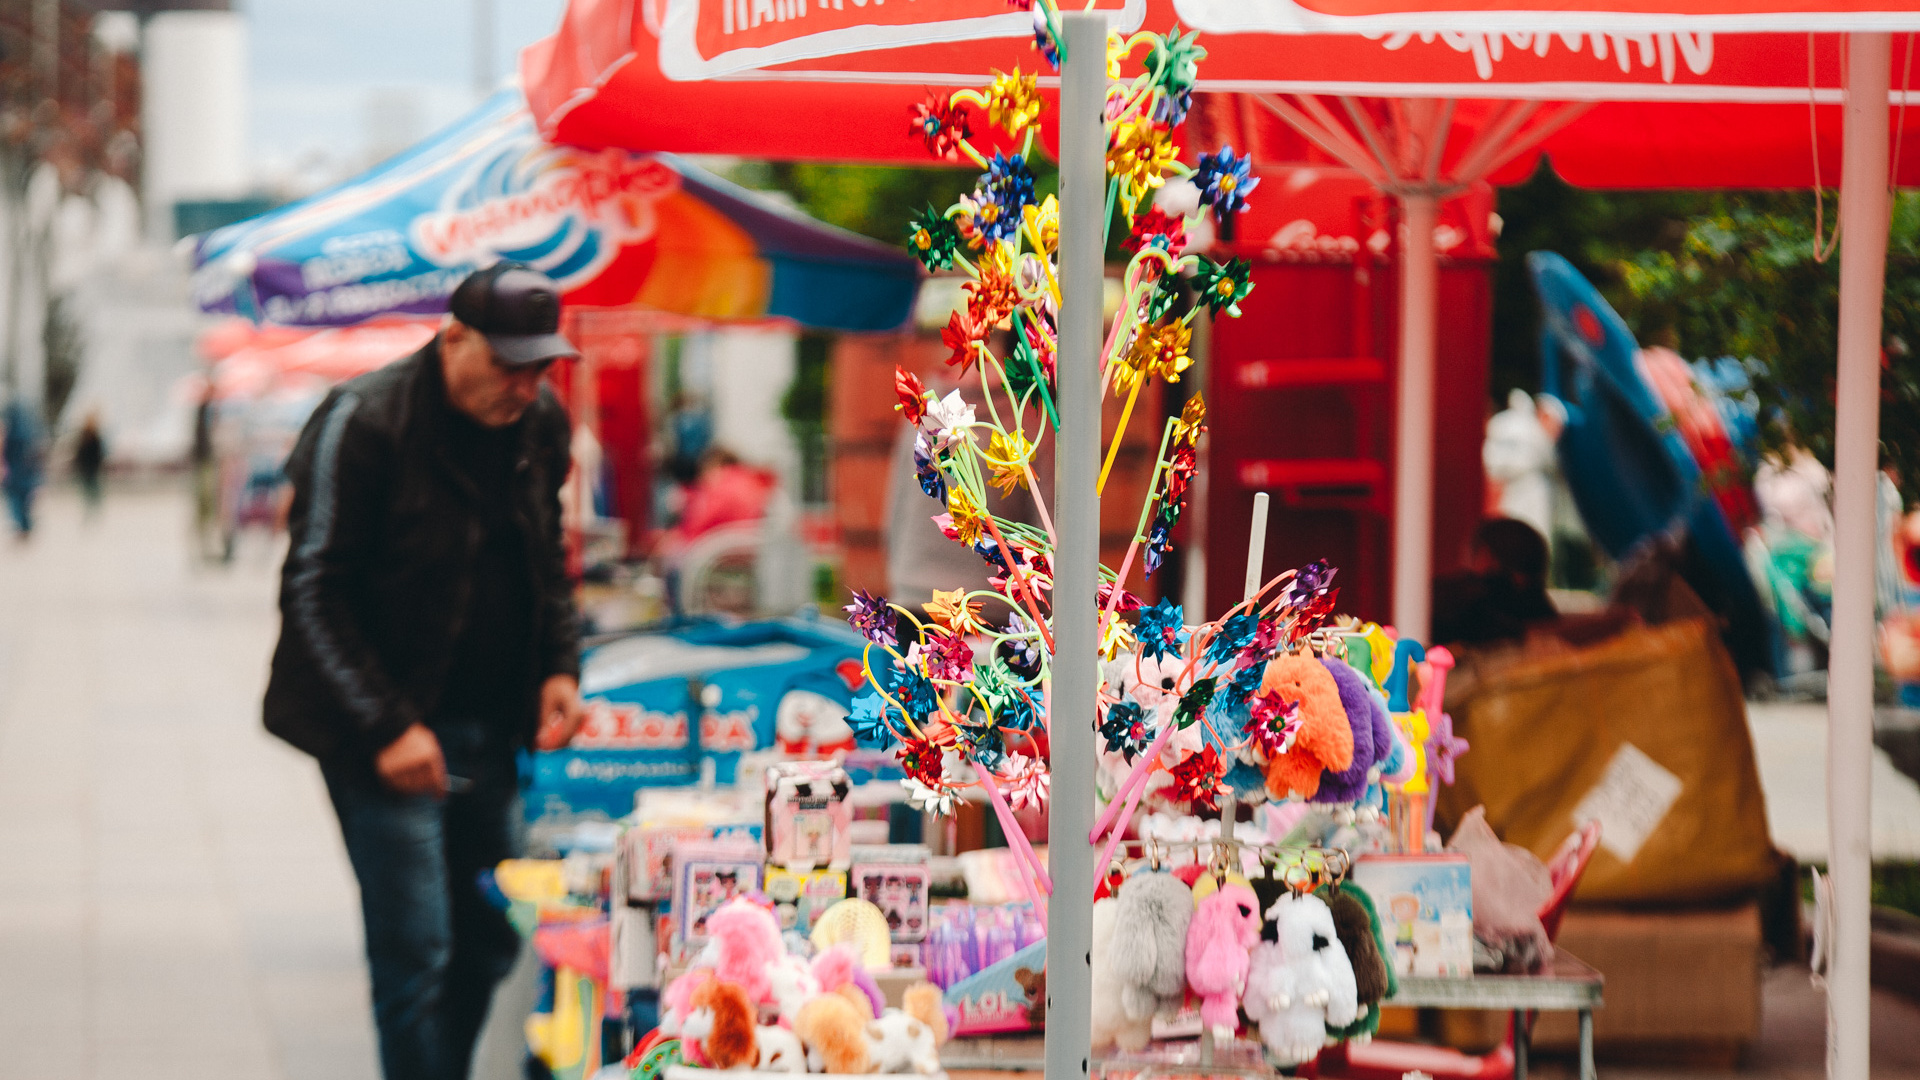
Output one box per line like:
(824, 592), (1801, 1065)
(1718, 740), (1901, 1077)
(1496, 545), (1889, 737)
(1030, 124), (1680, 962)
(0, 487), (379, 1080)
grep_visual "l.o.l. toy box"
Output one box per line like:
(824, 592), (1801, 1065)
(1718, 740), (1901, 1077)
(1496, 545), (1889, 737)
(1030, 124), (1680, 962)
(1352, 854), (1473, 978)
(943, 939), (1046, 1036)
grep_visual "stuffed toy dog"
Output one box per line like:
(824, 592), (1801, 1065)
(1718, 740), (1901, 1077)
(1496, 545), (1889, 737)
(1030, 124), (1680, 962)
(700, 898), (784, 1006)
(866, 1008), (941, 1074)
(755, 1025), (807, 1073)
(1110, 871), (1194, 1023)
(901, 981), (950, 1047)
(682, 979), (759, 1070)
(796, 993), (872, 1074)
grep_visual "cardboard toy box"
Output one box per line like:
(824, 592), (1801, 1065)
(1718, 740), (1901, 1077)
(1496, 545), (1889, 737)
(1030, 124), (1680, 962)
(1353, 854), (1474, 979)
(1532, 902), (1763, 1060)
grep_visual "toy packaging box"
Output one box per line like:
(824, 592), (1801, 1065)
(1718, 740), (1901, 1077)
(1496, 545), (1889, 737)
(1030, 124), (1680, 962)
(1353, 853), (1474, 978)
(943, 939), (1047, 1036)
(849, 844), (932, 942)
(764, 760), (853, 870)
(670, 839), (764, 950)
(764, 866), (848, 935)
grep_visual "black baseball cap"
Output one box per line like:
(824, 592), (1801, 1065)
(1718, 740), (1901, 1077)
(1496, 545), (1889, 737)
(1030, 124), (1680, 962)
(448, 263), (580, 366)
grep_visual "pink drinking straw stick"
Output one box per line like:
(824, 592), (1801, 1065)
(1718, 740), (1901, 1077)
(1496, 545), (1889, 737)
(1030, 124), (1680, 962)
(1088, 720), (1172, 842)
(971, 762), (1050, 932)
(973, 760), (1054, 895)
(1092, 746), (1160, 886)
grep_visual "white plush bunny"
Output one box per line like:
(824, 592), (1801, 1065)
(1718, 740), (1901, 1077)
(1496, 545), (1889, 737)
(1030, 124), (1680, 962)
(1090, 897), (1154, 1052)
(1243, 893), (1359, 1065)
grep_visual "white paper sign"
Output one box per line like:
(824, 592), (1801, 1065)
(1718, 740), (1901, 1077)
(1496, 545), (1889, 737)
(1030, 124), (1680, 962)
(1570, 742), (1683, 863)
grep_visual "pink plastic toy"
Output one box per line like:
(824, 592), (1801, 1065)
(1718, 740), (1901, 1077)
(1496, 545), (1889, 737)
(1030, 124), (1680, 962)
(703, 897), (783, 1005)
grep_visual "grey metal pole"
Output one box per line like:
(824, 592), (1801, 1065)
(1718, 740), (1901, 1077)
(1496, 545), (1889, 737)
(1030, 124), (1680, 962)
(1828, 30), (1890, 1080)
(1047, 11), (1105, 1080)
(474, 0), (497, 97)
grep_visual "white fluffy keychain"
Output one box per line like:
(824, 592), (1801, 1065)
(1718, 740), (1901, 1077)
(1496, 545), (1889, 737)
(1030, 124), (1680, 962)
(1242, 892), (1359, 1065)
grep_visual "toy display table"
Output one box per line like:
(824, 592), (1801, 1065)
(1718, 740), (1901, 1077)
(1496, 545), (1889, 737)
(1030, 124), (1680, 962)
(1368, 951), (1606, 1080)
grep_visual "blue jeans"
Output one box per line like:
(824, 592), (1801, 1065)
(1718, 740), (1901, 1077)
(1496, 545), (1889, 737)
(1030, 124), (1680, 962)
(324, 723), (525, 1080)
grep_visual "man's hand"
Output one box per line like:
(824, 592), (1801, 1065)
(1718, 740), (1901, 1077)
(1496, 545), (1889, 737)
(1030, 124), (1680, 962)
(375, 723), (447, 796)
(534, 674), (585, 751)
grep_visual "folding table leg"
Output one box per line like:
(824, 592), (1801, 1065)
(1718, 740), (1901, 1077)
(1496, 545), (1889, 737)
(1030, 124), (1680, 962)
(1512, 1010), (1529, 1080)
(1578, 1009), (1596, 1080)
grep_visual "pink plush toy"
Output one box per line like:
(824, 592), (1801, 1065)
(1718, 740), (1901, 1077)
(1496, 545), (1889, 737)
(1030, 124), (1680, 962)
(661, 967), (716, 1039)
(703, 897), (783, 1005)
(1185, 883), (1263, 1037)
(811, 942), (886, 1019)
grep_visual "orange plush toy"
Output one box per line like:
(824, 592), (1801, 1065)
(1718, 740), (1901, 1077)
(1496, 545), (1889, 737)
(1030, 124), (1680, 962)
(796, 993), (873, 1074)
(685, 980), (759, 1070)
(1260, 655), (1354, 800)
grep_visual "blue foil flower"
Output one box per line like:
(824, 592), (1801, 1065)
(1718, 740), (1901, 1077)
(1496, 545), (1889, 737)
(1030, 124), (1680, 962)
(1194, 145), (1259, 218)
(914, 433), (947, 502)
(975, 153), (1037, 242)
(847, 691), (899, 750)
(1205, 612), (1258, 667)
(1136, 597), (1188, 661)
(1100, 701), (1150, 761)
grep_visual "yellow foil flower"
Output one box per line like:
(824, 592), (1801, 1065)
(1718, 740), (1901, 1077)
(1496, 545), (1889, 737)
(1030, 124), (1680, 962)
(985, 68), (1043, 137)
(927, 588), (985, 635)
(1174, 393), (1208, 445)
(1022, 195), (1059, 257)
(1106, 119), (1179, 212)
(1099, 614), (1137, 661)
(1127, 317), (1194, 384)
(986, 429), (1034, 495)
(947, 487), (987, 547)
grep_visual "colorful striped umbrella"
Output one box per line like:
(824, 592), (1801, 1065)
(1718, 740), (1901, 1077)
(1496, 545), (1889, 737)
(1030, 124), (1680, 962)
(190, 88), (921, 334)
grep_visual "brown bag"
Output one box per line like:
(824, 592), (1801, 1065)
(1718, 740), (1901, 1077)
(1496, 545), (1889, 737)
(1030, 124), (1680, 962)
(1437, 618), (1779, 904)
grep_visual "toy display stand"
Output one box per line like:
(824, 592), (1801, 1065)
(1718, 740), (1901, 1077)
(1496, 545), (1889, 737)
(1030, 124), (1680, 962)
(668, 1060), (952, 1068)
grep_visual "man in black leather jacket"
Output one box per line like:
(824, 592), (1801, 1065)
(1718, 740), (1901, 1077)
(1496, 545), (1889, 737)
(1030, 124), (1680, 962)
(265, 264), (585, 1080)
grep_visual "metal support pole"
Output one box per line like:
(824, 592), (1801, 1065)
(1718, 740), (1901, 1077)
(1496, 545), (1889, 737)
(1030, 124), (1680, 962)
(1829, 30), (1890, 1080)
(1392, 192), (1438, 643)
(1047, 12), (1105, 1080)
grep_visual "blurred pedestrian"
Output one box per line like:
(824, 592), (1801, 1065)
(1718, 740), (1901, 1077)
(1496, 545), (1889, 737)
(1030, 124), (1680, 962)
(191, 381), (224, 561)
(73, 412), (105, 516)
(264, 264), (585, 1080)
(2, 399), (46, 538)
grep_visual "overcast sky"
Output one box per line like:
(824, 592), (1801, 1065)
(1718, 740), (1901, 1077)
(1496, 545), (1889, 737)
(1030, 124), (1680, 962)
(244, 0), (568, 193)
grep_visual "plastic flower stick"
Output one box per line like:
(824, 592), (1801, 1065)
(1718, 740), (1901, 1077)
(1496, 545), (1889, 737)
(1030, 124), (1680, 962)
(1098, 419), (1176, 625)
(1007, 310), (1058, 430)
(1091, 747), (1162, 882)
(1095, 378), (1144, 496)
(979, 509), (1054, 654)
(973, 759), (1055, 898)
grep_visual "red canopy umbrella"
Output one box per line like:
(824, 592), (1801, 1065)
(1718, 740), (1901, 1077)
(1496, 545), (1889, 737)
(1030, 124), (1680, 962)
(524, 5), (1901, 1075)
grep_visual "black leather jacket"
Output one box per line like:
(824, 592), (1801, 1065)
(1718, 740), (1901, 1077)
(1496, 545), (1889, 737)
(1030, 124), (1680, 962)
(263, 338), (581, 764)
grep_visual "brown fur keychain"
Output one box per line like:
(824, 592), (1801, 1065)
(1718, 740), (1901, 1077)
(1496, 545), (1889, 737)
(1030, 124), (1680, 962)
(1259, 654), (1354, 800)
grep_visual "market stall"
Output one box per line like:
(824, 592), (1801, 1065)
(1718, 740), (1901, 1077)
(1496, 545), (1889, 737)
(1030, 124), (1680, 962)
(515, 5), (1919, 1077)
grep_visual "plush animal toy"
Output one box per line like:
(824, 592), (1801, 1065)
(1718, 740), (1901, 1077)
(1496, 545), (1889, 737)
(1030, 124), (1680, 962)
(1261, 656), (1354, 800)
(901, 981), (950, 1047)
(1243, 893), (1359, 1064)
(701, 898), (784, 1005)
(659, 967), (715, 1037)
(1013, 966), (1047, 1025)
(767, 953), (822, 1027)
(682, 979), (759, 1070)
(867, 1008), (942, 1074)
(755, 1025), (807, 1073)
(812, 943), (886, 1019)
(1314, 658), (1381, 804)
(1110, 871), (1194, 1023)
(1317, 882), (1396, 1043)
(1091, 897), (1155, 1052)
(795, 993), (873, 1074)
(1186, 882), (1263, 1037)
